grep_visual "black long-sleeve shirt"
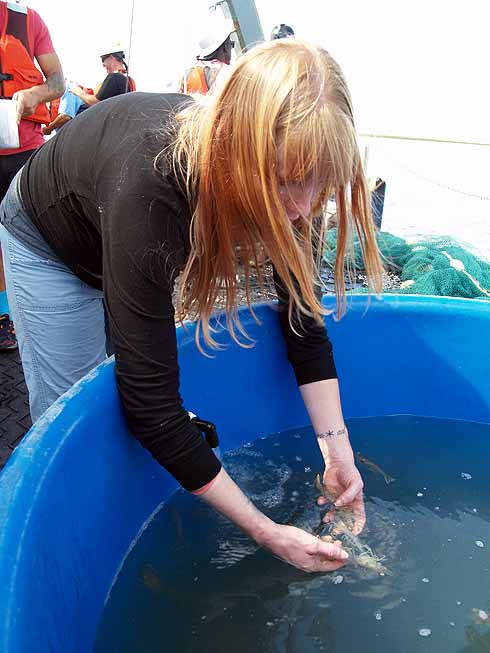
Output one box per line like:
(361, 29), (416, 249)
(17, 92), (337, 490)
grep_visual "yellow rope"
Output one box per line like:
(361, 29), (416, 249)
(360, 133), (490, 148)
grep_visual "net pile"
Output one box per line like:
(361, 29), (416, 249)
(323, 229), (490, 300)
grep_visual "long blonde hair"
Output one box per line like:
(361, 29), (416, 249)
(167, 39), (383, 348)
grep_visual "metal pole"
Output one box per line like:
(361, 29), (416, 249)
(218, 0), (264, 51)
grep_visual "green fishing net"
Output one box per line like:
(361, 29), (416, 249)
(323, 229), (490, 300)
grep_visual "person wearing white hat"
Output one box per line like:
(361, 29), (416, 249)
(70, 43), (136, 109)
(180, 13), (234, 95)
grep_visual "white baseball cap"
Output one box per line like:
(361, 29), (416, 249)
(198, 13), (233, 59)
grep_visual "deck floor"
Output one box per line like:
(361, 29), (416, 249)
(0, 349), (31, 470)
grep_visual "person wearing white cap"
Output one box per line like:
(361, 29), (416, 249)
(180, 13), (234, 95)
(70, 43), (136, 108)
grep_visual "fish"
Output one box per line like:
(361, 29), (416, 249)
(315, 474), (392, 576)
(351, 550), (392, 576)
(321, 522), (392, 576)
(140, 563), (163, 594)
(355, 452), (396, 484)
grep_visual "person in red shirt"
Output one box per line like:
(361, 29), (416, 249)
(0, 2), (63, 350)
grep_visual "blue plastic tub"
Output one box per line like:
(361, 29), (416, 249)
(0, 294), (488, 652)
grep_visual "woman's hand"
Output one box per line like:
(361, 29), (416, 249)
(318, 459), (366, 535)
(263, 522), (348, 573)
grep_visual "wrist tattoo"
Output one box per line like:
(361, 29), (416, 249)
(316, 426), (346, 440)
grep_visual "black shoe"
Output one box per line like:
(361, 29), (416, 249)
(0, 313), (18, 351)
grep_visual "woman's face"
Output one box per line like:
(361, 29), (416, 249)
(278, 178), (322, 223)
(276, 149), (323, 222)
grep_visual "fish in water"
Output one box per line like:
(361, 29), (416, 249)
(140, 563), (163, 594)
(355, 452), (396, 484)
(315, 474), (392, 576)
(321, 523), (392, 577)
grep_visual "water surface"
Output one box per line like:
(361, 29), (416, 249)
(95, 415), (490, 652)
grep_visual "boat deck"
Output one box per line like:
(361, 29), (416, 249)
(0, 349), (31, 470)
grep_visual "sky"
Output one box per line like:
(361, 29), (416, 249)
(26, 0), (490, 142)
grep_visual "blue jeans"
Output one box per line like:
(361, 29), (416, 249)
(0, 199), (106, 421)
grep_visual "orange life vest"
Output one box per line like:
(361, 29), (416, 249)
(182, 66), (209, 94)
(181, 60), (227, 95)
(0, 1), (51, 125)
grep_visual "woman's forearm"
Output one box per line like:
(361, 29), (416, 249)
(299, 378), (354, 464)
(197, 467), (277, 545)
(300, 378), (364, 520)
